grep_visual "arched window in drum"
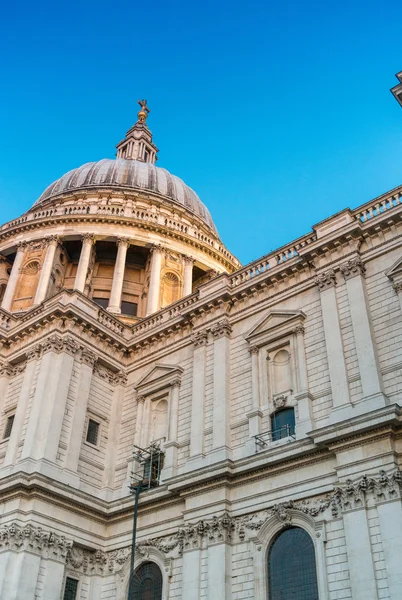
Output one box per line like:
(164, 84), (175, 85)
(268, 527), (319, 600)
(133, 562), (163, 600)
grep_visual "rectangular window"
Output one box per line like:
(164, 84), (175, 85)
(63, 577), (79, 600)
(86, 419), (100, 446)
(93, 297), (109, 309)
(3, 415), (15, 439)
(121, 300), (138, 316)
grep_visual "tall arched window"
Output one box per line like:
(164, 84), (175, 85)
(133, 562), (163, 600)
(268, 527), (319, 600)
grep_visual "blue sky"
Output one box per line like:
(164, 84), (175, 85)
(0, 0), (401, 265)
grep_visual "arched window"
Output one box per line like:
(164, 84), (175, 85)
(268, 527), (319, 600)
(270, 407), (295, 441)
(133, 562), (163, 600)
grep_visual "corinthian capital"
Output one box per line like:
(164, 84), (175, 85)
(117, 237), (130, 248)
(340, 257), (366, 280)
(314, 269), (337, 291)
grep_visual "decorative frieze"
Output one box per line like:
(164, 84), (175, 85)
(0, 523), (72, 561)
(314, 269), (337, 290)
(0, 361), (26, 377)
(41, 334), (79, 356)
(66, 545), (130, 575)
(340, 256), (366, 280)
(332, 469), (402, 514)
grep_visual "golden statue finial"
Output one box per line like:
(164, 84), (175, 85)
(137, 99), (150, 124)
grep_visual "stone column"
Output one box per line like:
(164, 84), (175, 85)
(64, 348), (97, 473)
(189, 330), (208, 460)
(107, 237), (129, 313)
(183, 255), (195, 296)
(340, 257), (387, 409)
(34, 236), (59, 305)
(315, 269), (351, 420)
(3, 348), (40, 467)
(293, 325), (314, 435)
(246, 346), (262, 439)
(0, 363), (12, 417)
(146, 245), (163, 316)
(182, 548), (202, 600)
(212, 319), (232, 458)
(164, 379), (180, 478)
(74, 234), (94, 293)
(20, 335), (78, 464)
(1, 242), (25, 311)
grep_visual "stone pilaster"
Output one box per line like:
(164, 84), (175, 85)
(189, 330), (208, 460)
(292, 325), (314, 435)
(164, 379), (181, 478)
(74, 233), (94, 293)
(64, 347), (97, 474)
(211, 319), (232, 458)
(340, 257), (387, 410)
(102, 371), (127, 493)
(315, 268), (351, 420)
(108, 237), (129, 313)
(182, 548), (202, 600)
(246, 346), (262, 440)
(33, 236), (59, 305)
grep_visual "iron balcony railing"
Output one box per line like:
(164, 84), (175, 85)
(254, 424), (296, 452)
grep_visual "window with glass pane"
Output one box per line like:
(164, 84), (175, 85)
(63, 577), (79, 600)
(93, 297), (109, 309)
(3, 414), (15, 439)
(133, 562), (162, 600)
(268, 527), (319, 600)
(86, 419), (100, 445)
(121, 300), (138, 316)
(270, 407), (295, 441)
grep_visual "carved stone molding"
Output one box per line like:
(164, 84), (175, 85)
(149, 243), (165, 256)
(81, 233), (95, 243)
(392, 281), (402, 294)
(116, 236), (130, 248)
(293, 325), (305, 336)
(65, 544), (131, 576)
(94, 363), (127, 386)
(314, 269), (337, 291)
(211, 318), (232, 339)
(273, 394), (287, 409)
(41, 334), (79, 356)
(0, 361), (26, 377)
(0, 523), (72, 561)
(26, 345), (43, 362)
(181, 254), (195, 265)
(80, 347), (97, 368)
(192, 329), (209, 348)
(331, 469), (402, 514)
(340, 257), (366, 280)
(248, 345), (259, 355)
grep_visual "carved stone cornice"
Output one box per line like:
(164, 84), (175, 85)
(211, 318), (232, 339)
(340, 257), (366, 280)
(0, 523), (72, 561)
(314, 269), (337, 291)
(192, 329), (209, 348)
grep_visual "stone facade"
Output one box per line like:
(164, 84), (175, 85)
(0, 109), (402, 599)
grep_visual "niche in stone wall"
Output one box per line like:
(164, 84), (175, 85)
(150, 397), (169, 443)
(160, 271), (181, 307)
(13, 260), (41, 311)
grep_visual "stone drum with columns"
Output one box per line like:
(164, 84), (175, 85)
(0, 100), (402, 600)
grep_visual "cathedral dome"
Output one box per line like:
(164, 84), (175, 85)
(33, 158), (217, 234)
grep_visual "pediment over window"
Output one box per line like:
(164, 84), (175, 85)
(386, 256), (402, 283)
(135, 363), (184, 396)
(244, 309), (306, 347)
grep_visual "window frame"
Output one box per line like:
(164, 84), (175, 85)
(85, 417), (101, 448)
(3, 413), (15, 440)
(62, 575), (80, 600)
